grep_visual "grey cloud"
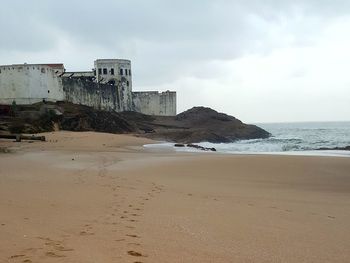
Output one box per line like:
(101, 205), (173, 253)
(1, 0), (350, 121)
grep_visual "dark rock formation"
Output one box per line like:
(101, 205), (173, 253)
(317, 146), (350, 151)
(187, 144), (217, 152)
(0, 103), (270, 143)
(58, 102), (136, 133)
(126, 106), (270, 143)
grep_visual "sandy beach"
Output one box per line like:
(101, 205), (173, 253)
(1, 131), (350, 263)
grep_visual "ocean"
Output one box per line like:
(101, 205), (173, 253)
(145, 122), (350, 157)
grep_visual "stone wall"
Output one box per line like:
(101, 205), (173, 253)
(62, 78), (123, 112)
(132, 91), (176, 116)
(0, 64), (64, 105)
(0, 62), (176, 116)
(94, 59), (133, 111)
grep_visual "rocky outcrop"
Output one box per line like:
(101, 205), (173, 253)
(58, 102), (137, 133)
(126, 107), (270, 143)
(0, 103), (270, 143)
(317, 146), (350, 151)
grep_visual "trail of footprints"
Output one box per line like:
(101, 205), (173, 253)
(8, 236), (74, 262)
(109, 181), (165, 262)
(82, 157), (165, 262)
(8, 157), (165, 262)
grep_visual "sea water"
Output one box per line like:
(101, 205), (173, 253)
(144, 122), (350, 157)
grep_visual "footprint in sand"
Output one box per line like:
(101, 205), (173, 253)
(127, 250), (147, 257)
(9, 254), (25, 259)
(54, 246), (74, 252)
(126, 234), (140, 238)
(80, 231), (94, 236)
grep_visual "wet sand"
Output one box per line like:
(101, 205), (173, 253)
(1, 131), (350, 262)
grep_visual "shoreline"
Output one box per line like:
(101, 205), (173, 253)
(1, 131), (350, 262)
(144, 142), (350, 158)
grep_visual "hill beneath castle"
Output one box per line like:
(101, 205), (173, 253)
(0, 103), (270, 143)
(121, 106), (270, 143)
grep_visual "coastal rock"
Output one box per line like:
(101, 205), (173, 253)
(187, 144), (217, 152)
(0, 103), (270, 144)
(126, 107), (270, 143)
(317, 146), (350, 151)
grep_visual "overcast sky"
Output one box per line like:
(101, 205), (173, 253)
(1, 0), (349, 122)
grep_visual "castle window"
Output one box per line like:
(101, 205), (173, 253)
(129, 69), (131, 76)
(125, 69), (128, 76)
(120, 68), (123, 75)
(103, 68), (107, 75)
(98, 68), (102, 75)
(111, 68), (114, 75)
(41, 68), (46, 73)
(127, 81), (129, 87)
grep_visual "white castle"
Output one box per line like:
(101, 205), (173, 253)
(0, 59), (176, 116)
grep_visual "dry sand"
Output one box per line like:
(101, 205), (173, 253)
(1, 131), (350, 262)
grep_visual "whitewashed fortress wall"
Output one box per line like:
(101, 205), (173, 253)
(0, 64), (64, 105)
(132, 91), (176, 116)
(94, 59), (133, 111)
(0, 59), (176, 116)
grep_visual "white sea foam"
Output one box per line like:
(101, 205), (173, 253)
(144, 122), (350, 157)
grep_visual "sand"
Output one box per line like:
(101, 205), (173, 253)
(1, 131), (350, 262)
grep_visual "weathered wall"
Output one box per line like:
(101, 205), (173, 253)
(132, 91), (176, 116)
(94, 59), (132, 111)
(0, 62), (176, 116)
(0, 65), (64, 105)
(62, 78), (122, 112)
